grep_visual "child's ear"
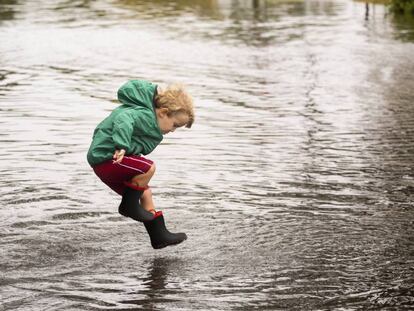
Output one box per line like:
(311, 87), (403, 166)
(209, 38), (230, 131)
(157, 108), (169, 118)
(161, 108), (169, 114)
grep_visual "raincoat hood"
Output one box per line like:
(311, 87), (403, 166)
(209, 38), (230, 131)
(117, 80), (157, 110)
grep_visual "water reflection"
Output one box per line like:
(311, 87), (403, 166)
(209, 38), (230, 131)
(116, 0), (347, 46)
(0, 0), (18, 23)
(390, 13), (414, 41)
(359, 1), (414, 41)
(118, 257), (179, 309)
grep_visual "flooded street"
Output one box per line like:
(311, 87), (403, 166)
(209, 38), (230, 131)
(1, 0), (414, 310)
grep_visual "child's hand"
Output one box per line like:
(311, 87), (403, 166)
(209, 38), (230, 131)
(113, 149), (126, 164)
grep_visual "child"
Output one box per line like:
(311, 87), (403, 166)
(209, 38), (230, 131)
(87, 79), (194, 249)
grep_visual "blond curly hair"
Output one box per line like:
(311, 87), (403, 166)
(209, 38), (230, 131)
(154, 84), (194, 128)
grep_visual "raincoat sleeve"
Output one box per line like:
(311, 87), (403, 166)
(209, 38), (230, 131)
(112, 108), (157, 152)
(112, 109), (135, 152)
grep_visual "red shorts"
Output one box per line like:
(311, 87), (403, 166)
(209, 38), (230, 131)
(92, 156), (154, 195)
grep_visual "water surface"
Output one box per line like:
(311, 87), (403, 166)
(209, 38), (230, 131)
(1, 0), (414, 310)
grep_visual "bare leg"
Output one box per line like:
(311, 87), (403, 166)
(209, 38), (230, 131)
(130, 164), (156, 188)
(141, 188), (156, 214)
(129, 164), (156, 214)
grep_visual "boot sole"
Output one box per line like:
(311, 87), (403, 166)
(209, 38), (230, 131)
(153, 236), (187, 249)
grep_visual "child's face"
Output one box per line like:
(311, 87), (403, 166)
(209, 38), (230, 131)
(156, 109), (189, 135)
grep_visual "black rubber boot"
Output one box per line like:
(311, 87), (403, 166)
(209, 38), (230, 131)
(118, 186), (154, 222)
(144, 212), (187, 249)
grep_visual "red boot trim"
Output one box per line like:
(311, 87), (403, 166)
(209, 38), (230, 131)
(124, 182), (149, 191)
(153, 211), (163, 219)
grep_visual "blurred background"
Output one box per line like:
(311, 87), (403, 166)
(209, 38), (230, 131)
(1, 0), (413, 310)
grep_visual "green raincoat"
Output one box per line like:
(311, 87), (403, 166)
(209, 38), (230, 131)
(87, 80), (163, 166)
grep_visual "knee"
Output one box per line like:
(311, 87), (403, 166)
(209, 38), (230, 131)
(146, 163), (156, 176)
(130, 163), (156, 186)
